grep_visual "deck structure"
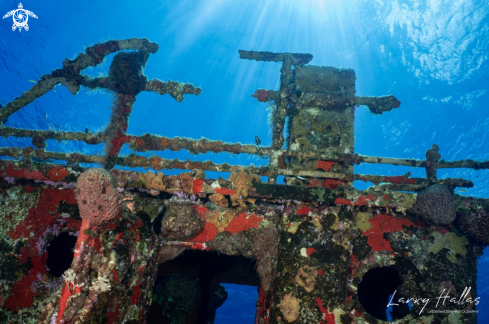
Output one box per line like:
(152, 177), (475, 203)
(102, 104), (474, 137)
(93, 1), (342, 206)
(0, 38), (488, 324)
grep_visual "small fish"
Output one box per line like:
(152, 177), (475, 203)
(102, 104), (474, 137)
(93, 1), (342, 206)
(457, 189), (468, 192)
(46, 114), (48, 120)
(28, 79), (37, 83)
(296, 176), (307, 181)
(255, 136), (261, 146)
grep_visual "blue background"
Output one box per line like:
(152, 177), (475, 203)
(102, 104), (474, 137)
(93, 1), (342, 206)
(1, 0), (489, 322)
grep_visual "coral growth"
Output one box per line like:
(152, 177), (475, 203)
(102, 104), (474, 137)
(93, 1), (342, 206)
(425, 144), (441, 181)
(440, 280), (457, 294)
(363, 214), (419, 252)
(207, 231), (253, 257)
(295, 265), (317, 293)
(456, 211), (489, 244)
(209, 193), (228, 207)
(316, 298), (336, 324)
(225, 213), (263, 234)
(163, 175), (183, 191)
(413, 184), (456, 225)
(160, 203), (204, 240)
(157, 245), (187, 263)
(280, 293), (300, 322)
(179, 172), (194, 195)
(252, 226), (279, 291)
(207, 225), (278, 291)
(316, 160), (336, 172)
(204, 208), (236, 232)
(76, 168), (123, 231)
(228, 170), (261, 208)
(193, 178), (204, 195)
(355, 212), (373, 232)
(142, 171), (166, 191)
(428, 231), (468, 263)
(108, 51), (149, 95)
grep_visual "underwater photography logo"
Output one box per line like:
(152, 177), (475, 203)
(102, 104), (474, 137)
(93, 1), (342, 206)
(2, 3), (38, 32)
(388, 287), (480, 315)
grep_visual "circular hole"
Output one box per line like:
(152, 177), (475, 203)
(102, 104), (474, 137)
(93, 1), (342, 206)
(358, 266), (411, 321)
(45, 232), (78, 277)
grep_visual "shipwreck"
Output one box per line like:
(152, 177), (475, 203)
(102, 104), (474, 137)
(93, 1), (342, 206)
(0, 38), (488, 324)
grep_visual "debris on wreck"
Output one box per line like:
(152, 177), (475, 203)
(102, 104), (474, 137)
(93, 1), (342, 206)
(0, 38), (488, 324)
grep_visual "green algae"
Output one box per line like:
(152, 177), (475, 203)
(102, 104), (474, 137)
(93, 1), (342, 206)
(428, 232), (468, 263)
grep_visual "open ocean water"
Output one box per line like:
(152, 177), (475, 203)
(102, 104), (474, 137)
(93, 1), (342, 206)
(1, 0), (489, 322)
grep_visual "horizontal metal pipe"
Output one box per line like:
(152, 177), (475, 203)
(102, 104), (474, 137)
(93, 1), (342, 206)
(0, 147), (473, 188)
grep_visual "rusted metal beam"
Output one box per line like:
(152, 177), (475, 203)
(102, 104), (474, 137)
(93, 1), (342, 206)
(240, 51), (312, 150)
(0, 38), (159, 123)
(129, 134), (264, 155)
(438, 159), (489, 170)
(118, 154), (273, 174)
(354, 95), (401, 115)
(281, 169), (473, 189)
(0, 146), (105, 164)
(238, 51), (313, 65)
(0, 127), (103, 146)
(145, 79), (202, 102)
(1, 130), (488, 171)
(0, 148), (473, 189)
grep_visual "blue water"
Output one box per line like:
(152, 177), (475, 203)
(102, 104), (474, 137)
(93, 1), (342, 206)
(386, 294), (412, 322)
(215, 284), (257, 324)
(1, 0), (489, 322)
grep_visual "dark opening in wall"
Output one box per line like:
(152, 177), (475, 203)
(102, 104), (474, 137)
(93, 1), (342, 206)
(358, 266), (411, 321)
(45, 232), (77, 277)
(148, 250), (259, 324)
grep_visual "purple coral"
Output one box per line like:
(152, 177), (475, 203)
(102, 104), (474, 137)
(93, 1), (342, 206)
(173, 191), (189, 199)
(36, 224), (60, 255)
(34, 179), (76, 189)
(35, 274), (63, 290)
(171, 191), (202, 203)
(280, 204), (293, 215)
(413, 184), (456, 225)
(3, 176), (16, 184)
(50, 312), (58, 324)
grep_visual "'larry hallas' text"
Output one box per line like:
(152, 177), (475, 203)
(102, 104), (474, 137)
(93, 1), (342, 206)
(387, 287), (480, 314)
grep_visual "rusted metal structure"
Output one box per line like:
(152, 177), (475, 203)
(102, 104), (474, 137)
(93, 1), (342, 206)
(0, 38), (488, 324)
